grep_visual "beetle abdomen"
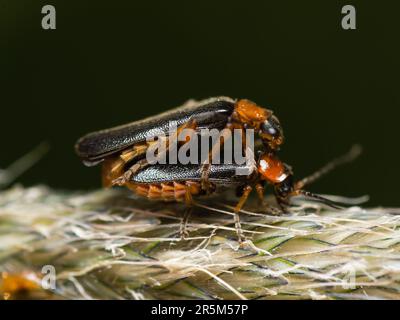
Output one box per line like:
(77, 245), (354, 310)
(126, 181), (202, 201)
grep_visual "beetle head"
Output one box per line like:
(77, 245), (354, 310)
(259, 114), (284, 150)
(257, 152), (343, 209)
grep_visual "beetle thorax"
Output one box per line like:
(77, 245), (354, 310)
(257, 153), (288, 184)
(233, 99), (271, 129)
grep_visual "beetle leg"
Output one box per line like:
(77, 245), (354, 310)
(200, 164), (211, 193)
(112, 158), (149, 186)
(120, 143), (148, 162)
(200, 122), (239, 193)
(102, 143), (150, 187)
(164, 118), (198, 156)
(233, 185), (252, 243)
(275, 196), (290, 213)
(102, 155), (126, 187)
(233, 212), (245, 244)
(179, 184), (194, 240)
(179, 207), (192, 240)
(255, 183), (265, 205)
(112, 120), (199, 187)
(234, 185), (252, 213)
(255, 183), (282, 215)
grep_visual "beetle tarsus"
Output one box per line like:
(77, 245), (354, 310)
(179, 184), (194, 240)
(264, 205), (284, 215)
(234, 211), (246, 244)
(233, 185), (252, 244)
(200, 163), (214, 194)
(179, 207), (192, 240)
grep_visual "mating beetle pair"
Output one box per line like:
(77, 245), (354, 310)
(75, 97), (360, 241)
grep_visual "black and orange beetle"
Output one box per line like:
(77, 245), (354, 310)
(125, 146), (361, 241)
(76, 97), (283, 164)
(75, 97), (283, 190)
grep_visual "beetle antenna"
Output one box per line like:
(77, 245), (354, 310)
(295, 190), (344, 209)
(295, 144), (362, 190)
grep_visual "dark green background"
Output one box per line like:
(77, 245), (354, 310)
(1, 1), (399, 205)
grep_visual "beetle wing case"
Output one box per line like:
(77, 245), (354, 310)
(130, 162), (256, 185)
(75, 97), (235, 165)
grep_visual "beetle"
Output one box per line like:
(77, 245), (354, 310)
(75, 97), (284, 190)
(117, 145), (361, 241)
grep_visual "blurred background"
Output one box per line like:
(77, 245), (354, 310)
(0, 0), (399, 206)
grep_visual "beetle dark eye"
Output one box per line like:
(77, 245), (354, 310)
(261, 116), (281, 137)
(275, 175), (294, 197)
